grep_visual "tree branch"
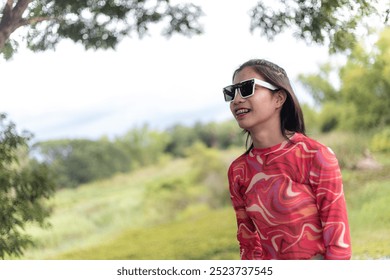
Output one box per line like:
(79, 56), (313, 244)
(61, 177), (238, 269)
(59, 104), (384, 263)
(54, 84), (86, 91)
(0, 0), (32, 50)
(6, 0), (14, 12)
(0, 0), (14, 26)
(18, 16), (53, 28)
(12, 0), (32, 19)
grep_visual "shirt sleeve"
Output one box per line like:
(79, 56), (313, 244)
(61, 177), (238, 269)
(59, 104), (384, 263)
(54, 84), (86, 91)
(228, 164), (264, 260)
(309, 146), (352, 260)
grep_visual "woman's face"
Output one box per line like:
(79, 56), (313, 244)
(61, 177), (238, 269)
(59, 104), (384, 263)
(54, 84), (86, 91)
(230, 67), (284, 132)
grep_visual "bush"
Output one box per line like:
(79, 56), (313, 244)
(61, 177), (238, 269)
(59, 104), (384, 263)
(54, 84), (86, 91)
(370, 127), (390, 152)
(143, 175), (205, 224)
(186, 142), (231, 208)
(313, 131), (372, 169)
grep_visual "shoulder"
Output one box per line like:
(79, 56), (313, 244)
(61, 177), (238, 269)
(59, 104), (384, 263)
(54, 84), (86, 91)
(229, 152), (247, 169)
(291, 133), (334, 154)
(293, 134), (340, 169)
(227, 151), (249, 177)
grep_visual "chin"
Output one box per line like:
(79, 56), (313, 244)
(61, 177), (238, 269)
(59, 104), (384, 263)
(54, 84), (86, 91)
(236, 121), (251, 130)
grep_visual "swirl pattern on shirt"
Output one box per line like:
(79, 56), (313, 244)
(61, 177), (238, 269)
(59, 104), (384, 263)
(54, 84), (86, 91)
(228, 133), (351, 260)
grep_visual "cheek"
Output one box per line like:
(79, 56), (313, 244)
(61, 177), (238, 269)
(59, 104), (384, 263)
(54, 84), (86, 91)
(229, 103), (234, 114)
(254, 92), (273, 106)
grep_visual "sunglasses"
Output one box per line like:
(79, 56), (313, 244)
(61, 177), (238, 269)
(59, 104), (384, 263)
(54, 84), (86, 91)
(223, 78), (278, 102)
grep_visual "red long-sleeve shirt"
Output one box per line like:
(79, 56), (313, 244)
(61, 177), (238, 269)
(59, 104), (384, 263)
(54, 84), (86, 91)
(228, 133), (351, 260)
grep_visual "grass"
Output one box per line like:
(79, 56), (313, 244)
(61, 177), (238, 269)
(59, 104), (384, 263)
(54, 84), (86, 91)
(56, 207), (239, 260)
(11, 132), (390, 260)
(49, 166), (390, 260)
(346, 179), (390, 259)
(18, 158), (192, 259)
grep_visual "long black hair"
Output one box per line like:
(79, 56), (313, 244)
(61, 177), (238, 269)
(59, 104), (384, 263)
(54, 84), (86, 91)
(232, 59), (306, 152)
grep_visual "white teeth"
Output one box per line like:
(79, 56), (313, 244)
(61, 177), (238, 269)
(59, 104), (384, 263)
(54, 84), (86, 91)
(236, 109), (250, 115)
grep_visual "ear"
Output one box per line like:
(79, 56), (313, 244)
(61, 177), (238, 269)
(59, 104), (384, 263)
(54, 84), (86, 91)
(275, 90), (287, 109)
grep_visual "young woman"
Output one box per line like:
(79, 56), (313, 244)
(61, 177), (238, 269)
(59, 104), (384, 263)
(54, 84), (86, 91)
(224, 59), (351, 260)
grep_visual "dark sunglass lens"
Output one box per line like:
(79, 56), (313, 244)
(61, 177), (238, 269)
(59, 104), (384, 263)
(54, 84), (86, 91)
(223, 86), (235, 101)
(240, 80), (254, 97)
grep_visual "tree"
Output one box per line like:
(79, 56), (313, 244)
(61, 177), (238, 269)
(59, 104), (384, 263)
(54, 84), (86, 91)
(117, 125), (170, 168)
(2, 1), (389, 60)
(0, 114), (55, 259)
(249, 0), (389, 53)
(0, 0), (204, 60)
(299, 27), (390, 131)
(34, 138), (134, 188)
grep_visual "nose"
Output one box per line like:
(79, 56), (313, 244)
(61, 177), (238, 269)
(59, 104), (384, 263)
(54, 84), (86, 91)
(232, 88), (245, 104)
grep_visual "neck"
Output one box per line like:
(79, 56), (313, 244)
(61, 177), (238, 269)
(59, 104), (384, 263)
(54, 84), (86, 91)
(249, 127), (286, 149)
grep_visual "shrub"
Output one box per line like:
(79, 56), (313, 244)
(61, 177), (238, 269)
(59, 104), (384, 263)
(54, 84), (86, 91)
(370, 127), (390, 152)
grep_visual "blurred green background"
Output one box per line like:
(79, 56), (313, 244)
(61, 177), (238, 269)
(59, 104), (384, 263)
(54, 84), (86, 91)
(5, 124), (390, 260)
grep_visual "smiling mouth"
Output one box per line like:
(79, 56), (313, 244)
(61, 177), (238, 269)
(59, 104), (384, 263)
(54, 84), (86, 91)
(235, 108), (251, 117)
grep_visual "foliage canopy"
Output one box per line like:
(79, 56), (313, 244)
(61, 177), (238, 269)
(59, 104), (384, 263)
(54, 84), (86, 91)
(250, 0), (389, 53)
(0, 114), (55, 259)
(0, 0), (204, 59)
(299, 27), (390, 131)
(1, 1), (389, 59)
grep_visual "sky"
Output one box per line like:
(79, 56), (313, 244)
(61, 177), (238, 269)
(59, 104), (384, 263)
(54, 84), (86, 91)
(1, 0), (330, 142)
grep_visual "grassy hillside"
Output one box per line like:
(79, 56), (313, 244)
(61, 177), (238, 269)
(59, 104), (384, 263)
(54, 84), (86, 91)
(343, 163), (390, 259)
(53, 167), (390, 260)
(57, 207), (239, 260)
(19, 157), (195, 259)
(13, 135), (390, 260)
